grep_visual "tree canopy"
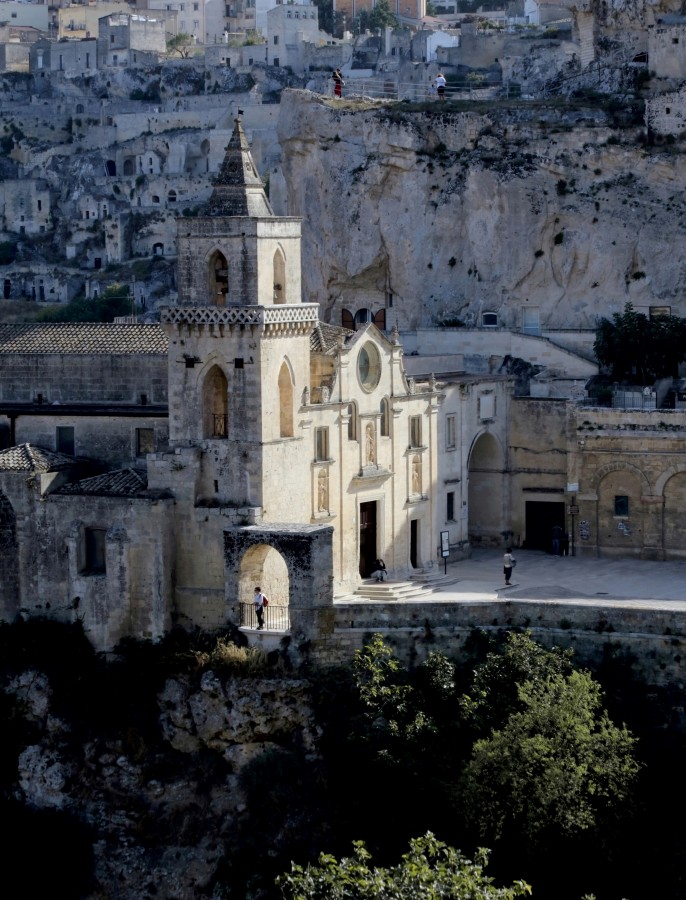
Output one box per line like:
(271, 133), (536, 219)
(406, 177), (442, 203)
(593, 302), (686, 384)
(166, 32), (196, 57)
(277, 833), (532, 899)
(368, 0), (399, 30)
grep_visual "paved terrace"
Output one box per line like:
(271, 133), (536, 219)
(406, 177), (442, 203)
(420, 548), (686, 609)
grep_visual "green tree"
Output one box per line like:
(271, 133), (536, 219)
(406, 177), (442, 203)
(594, 302), (686, 383)
(277, 833), (531, 899)
(460, 669), (640, 846)
(36, 283), (133, 323)
(368, 0), (398, 30)
(313, 0), (334, 34)
(166, 32), (195, 57)
(460, 631), (575, 736)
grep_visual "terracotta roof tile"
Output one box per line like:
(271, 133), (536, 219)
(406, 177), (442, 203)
(0, 323), (168, 355)
(56, 467), (148, 497)
(0, 443), (76, 472)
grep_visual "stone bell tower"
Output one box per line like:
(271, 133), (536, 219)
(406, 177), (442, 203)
(160, 115), (319, 521)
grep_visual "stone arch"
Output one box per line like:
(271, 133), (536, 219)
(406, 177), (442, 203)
(595, 465), (645, 555)
(278, 359), (294, 438)
(153, 242), (164, 256)
(224, 524), (333, 638)
(208, 248), (228, 306)
(202, 365), (229, 438)
(237, 543), (290, 629)
(589, 460), (652, 495)
(354, 308), (372, 329)
(105, 159), (116, 176)
(0, 491), (19, 621)
(123, 158), (135, 176)
(662, 470), (686, 558)
(468, 430), (505, 546)
(273, 246), (286, 304)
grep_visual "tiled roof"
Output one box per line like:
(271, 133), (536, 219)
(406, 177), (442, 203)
(310, 322), (354, 354)
(56, 467), (148, 497)
(0, 323), (168, 355)
(0, 443), (76, 472)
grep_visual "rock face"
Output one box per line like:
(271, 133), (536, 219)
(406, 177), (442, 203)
(277, 89), (686, 332)
(7, 664), (320, 899)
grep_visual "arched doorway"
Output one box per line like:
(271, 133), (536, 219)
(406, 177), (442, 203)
(106, 159), (116, 176)
(209, 249), (228, 306)
(468, 432), (505, 547)
(0, 492), (19, 620)
(237, 543), (290, 631)
(202, 366), (228, 438)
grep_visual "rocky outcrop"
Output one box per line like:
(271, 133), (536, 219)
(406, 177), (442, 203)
(277, 89), (686, 332)
(7, 664), (320, 899)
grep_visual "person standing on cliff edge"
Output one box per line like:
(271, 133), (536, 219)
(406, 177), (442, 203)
(332, 68), (345, 98)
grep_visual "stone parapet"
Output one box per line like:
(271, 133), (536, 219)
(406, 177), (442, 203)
(161, 304), (319, 336)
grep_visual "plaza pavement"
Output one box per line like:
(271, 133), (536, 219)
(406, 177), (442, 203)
(432, 548), (686, 610)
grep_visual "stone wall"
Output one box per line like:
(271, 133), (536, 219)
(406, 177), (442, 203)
(309, 597), (686, 689)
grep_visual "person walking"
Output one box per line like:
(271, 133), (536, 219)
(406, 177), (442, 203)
(434, 72), (446, 101)
(332, 68), (345, 98)
(503, 547), (515, 586)
(253, 586), (267, 629)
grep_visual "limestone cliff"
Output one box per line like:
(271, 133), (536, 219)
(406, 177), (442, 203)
(276, 89), (686, 333)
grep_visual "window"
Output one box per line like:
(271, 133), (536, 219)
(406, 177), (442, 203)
(273, 34), (278, 44)
(315, 427), (329, 461)
(357, 342), (381, 391)
(136, 428), (155, 456)
(446, 414), (456, 449)
(37, 200), (42, 212)
(447, 491), (455, 521)
(409, 415), (421, 448)
(380, 398), (390, 437)
(273, 57), (279, 67)
(614, 495), (629, 517)
(521, 306), (540, 335)
(479, 394), (495, 420)
(56, 426), (75, 455)
(482, 312), (498, 327)
(82, 527), (106, 575)
(346, 403), (357, 441)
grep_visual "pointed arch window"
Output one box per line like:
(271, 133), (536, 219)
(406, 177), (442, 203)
(209, 249), (228, 306)
(347, 402), (358, 441)
(273, 248), (286, 304)
(203, 366), (228, 438)
(278, 362), (294, 437)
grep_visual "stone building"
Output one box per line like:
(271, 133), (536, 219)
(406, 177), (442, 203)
(0, 119), (459, 652)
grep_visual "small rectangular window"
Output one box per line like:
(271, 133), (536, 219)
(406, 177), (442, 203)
(479, 394), (495, 420)
(234, 358), (244, 369)
(56, 426), (75, 455)
(315, 426), (329, 461)
(273, 34), (278, 44)
(409, 416), (421, 448)
(614, 495), (629, 517)
(136, 428), (155, 456)
(82, 527), (106, 575)
(447, 491), (455, 522)
(446, 414), (456, 449)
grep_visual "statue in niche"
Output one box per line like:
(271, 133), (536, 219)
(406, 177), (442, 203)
(408, 377), (416, 395)
(321, 385), (330, 403)
(412, 455), (421, 495)
(317, 468), (329, 512)
(365, 422), (376, 465)
(302, 386), (310, 406)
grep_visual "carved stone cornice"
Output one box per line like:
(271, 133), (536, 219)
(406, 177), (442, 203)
(161, 304), (319, 337)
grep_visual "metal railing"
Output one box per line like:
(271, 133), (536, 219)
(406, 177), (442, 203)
(240, 602), (290, 632)
(322, 79), (538, 104)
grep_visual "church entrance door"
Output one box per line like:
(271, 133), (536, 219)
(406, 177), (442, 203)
(359, 501), (377, 577)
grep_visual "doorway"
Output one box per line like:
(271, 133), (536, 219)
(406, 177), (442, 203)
(525, 500), (565, 552)
(410, 519), (419, 568)
(359, 501), (377, 577)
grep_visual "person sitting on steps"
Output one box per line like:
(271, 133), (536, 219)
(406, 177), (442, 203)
(371, 558), (387, 582)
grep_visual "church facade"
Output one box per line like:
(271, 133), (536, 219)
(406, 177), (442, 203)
(0, 118), (514, 652)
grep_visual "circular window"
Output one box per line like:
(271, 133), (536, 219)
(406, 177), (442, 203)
(357, 342), (381, 392)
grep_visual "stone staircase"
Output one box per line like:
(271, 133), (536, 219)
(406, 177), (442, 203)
(350, 568), (461, 602)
